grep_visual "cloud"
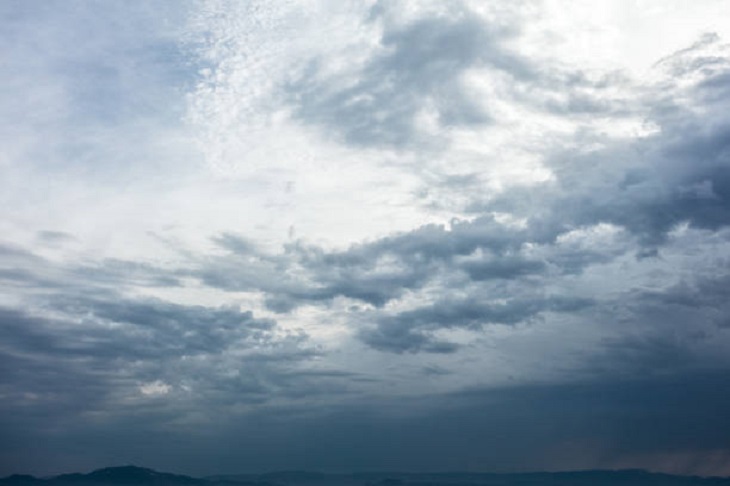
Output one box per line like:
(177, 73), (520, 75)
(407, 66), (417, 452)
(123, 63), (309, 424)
(0, 297), (312, 406)
(0, 244), (323, 448)
(286, 2), (528, 149)
(13, 371), (726, 476)
(461, 36), (730, 254)
(4, 0), (730, 477)
(360, 295), (594, 353)
(139, 380), (172, 397)
(36, 230), (75, 245)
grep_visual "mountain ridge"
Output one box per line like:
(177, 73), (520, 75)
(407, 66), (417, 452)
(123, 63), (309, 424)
(4, 466), (730, 486)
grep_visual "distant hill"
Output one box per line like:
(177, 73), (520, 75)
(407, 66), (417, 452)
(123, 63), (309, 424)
(1, 466), (207, 486)
(3, 466), (730, 486)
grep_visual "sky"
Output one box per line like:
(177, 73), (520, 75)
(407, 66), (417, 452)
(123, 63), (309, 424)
(2, 0), (730, 478)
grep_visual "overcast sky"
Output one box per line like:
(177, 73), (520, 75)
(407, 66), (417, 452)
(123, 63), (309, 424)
(2, 0), (730, 478)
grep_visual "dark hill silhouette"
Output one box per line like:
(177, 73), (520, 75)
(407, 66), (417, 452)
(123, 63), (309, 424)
(0, 476), (39, 486)
(51, 466), (204, 486)
(3, 466), (730, 486)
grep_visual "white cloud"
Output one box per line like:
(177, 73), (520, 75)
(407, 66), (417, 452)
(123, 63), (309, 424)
(139, 380), (172, 397)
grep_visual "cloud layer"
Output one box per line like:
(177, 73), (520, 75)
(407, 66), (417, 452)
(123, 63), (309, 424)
(2, 0), (730, 478)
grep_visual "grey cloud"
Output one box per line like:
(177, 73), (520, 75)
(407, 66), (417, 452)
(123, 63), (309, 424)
(0, 240), (183, 292)
(196, 211), (612, 315)
(597, 333), (700, 377)
(0, 298), (285, 389)
(0, 243), (65, 290)
(0, 295), (335, 478)
(213, 232), (258, 255)
(479, 43), (730, 251)
(461, 255), (547, 281)
(0, 308), (139, 426)
(262, 217), (535, 310)
(286, 6), (528, 148)
(0, 289), (322, 448)
(263, 275), (417, 312)
(563, 131), (730, 249)
(36, 230), (75, 244)
(53, 297), (275, 356)
(359, 323), (460, 354)
(70, 259), (185, 288)
(360, 295), (594, 353)
(421, 364), (452, 376)
(262, 212), (616, 311)
(640, 273), (730, 317)
(602, 41), (730, 241)
(574, 270), (730, 379)
(197, 229), (444, 310)
(628, 272), (730, 334)
(285, 3), (643, 151)
(0, 242), (45, 263)
(518, 69), (636, 117)
(193, 65), (730, 353)
(194, 253), (416, 312)
(654, 33), (728, 77)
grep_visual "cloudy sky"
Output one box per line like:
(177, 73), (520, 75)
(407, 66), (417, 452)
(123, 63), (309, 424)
(2, 0), (730, 478)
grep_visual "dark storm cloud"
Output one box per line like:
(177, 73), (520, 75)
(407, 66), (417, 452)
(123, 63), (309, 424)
(0, 293), (336, 479)
(0, 297), (307, 405)
(0, 245), (327, 468)
(554, 126), (730, 249)
(196, 374), (730, 475)
(553, 266), (730, 382)
(0, 308), (131, 418)
(11, 371), (726, 477)
(0, 290), (359, 474)
(439, 372), (730, 473)
(589, 41), (729, 240)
